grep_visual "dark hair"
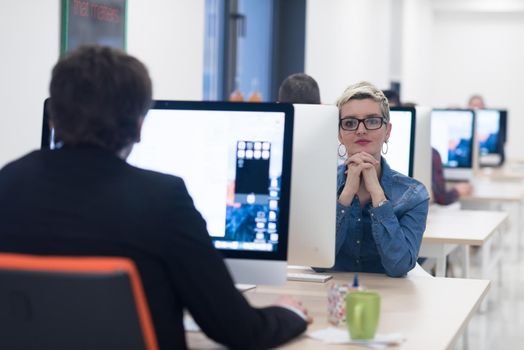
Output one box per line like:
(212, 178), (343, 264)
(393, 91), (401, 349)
(278, 73), (321, 104)
(382, 90), (401, 107)
(49, 45), (153, 153)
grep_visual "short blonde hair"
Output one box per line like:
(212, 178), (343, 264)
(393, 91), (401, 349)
(336, 81), (390, 122)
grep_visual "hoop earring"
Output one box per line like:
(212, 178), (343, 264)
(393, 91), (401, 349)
(381, 141), (389, 155)
(338, 144), (347, 158)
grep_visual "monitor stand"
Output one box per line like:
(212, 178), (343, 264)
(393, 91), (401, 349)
(286, 265), (333, 283)
(224, 258), (287, 285)
(480, 154), (501, 167)
(443, 168), (473, 181)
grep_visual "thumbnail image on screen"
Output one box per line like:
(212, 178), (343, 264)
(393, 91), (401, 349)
(221, 140), (280, 251)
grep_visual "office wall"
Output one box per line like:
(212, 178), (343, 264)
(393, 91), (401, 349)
(127, 0), (204, 101)
(401, 0), (434, 106)
(0, 0), (205, 168)
(429, 4), (524, 158)
(306, 0), (524, 158)
(0, 2), (60, 168)
(305, 0), (393, 104)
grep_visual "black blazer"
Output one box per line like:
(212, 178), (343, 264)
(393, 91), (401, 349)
(0, 147), (306, 349)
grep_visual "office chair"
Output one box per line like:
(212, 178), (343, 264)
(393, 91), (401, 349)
(0, 253), (158, 350)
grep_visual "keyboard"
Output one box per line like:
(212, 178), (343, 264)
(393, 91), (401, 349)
(235, 283), (256, 292)
(183, 314), (200, 332)
(287, 272), (333, 283)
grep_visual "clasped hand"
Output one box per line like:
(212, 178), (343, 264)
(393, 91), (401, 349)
(338, 152), (385, 206)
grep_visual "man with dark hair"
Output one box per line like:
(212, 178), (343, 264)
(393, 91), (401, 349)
(48, 46), (152, 157)
(278, 73), (321, 104)
(0, 46), (309, 349)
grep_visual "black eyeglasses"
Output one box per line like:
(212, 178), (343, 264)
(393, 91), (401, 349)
(339, 116), (386, 131)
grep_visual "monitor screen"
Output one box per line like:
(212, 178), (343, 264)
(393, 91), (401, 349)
(475, 109), (507, 166)
(42, 99), (294, 285)
(431, 109), (475, 169)
(386, 107), (416, 177)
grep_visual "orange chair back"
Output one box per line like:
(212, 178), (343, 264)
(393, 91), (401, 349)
(0, 253), (158, 350)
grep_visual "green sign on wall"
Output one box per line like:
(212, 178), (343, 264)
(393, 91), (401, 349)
(61, 0), (127, 53)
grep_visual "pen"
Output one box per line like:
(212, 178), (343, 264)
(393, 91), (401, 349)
(352, 273), (359, 289)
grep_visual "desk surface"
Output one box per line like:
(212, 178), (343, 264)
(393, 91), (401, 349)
(462, 179), (524, 202)
(476, 169), (524, 182)
(423, 210), (508, 245)
(187, 273), (490, 350)
(476, 162), (524, 181)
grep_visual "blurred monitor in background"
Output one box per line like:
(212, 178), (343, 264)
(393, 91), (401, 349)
(431, 108), (476, 181)
(430, 109), (474, 204)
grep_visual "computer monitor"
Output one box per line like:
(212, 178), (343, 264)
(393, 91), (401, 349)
(431, 109), (475, 181)
(42, 99), (294, 286)
(413, 106), (432, 194)
(287, 104), (338, 268)
(387, 107), (416, 177)
(475, 109), (507, 167)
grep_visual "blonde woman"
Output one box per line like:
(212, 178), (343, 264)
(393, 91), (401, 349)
(334, 82), (429, 277)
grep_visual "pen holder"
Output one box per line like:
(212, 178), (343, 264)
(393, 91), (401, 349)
(327, 282), (350, 325)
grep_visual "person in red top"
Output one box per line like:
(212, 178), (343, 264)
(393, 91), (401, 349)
(431, 148), (473, 205)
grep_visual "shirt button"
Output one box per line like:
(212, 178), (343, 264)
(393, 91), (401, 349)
(356, 240), (360, 244)
(341, 209), (345, 214)
(356, 259), (360, 264)
(357, 218), (361, 222)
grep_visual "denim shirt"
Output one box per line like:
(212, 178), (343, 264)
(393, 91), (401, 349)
(331, 158), (429, 277)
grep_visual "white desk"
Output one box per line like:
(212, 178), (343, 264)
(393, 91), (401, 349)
(420, 209), (508, 280)
(462, 180), (524, 203)
(460, 179), (524, 258)
(475, 167), (524, 182)
(187, 273), (490, 350)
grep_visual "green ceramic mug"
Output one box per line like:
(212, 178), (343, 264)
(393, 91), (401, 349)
(346, 291), (381, 340)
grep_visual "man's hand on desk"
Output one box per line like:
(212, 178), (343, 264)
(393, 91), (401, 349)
(275, 295), (314, 324)
(455, 182), (473, 197)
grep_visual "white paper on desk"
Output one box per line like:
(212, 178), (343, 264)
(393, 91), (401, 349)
(183, 315), (201, 332)
(308, 327), (405, 348)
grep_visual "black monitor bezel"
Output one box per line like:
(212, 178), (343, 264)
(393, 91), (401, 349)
(431, 108), (476, 169)
(389, 106), (416, 177)
(499, 109), (508, 144)
(41, 98), (52, 148)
